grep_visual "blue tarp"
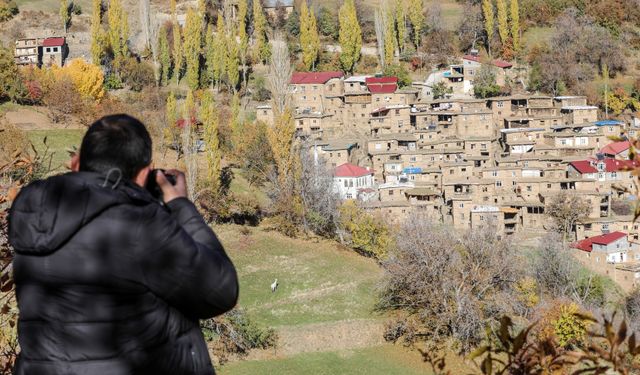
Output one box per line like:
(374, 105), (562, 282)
(595, 120), (624, 126)
(403, 167), (422, 174)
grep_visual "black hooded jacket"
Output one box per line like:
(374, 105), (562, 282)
(8, 172), (238, 375)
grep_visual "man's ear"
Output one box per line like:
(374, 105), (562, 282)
(134, 166), (152, 188)
(69, 153), (80, 172)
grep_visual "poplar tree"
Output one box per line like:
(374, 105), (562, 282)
(158, 26), (170, 85)
(496, 0), (508, 45)
(171, 0), (183, 84)
(182, 90), (198, 199)
(253, 0), (271, 64)
(165, 91), (179, 152)
(60, 0), (70, 33)
(510, 0), (520, 52)
(338, 0), (362, 74)
(90, 0), (103, 64)
(395, 0), (407, 54)
(183, 8), (202, 90)
(268, 108), (297, 187)
(300, 1), (320, 71)
(201, 91), (221, 192)
(230, 92), (243, 153)
(107, 0), (129, 59)
(213, 15), (226, 89)
(482, 0), (495, 56)
(204, 24), (216, 89)
(407, 0), (424, 48)
(384, 5), (396, 65)
(226, 32), (240, 92)
(237, 0), (249, 87)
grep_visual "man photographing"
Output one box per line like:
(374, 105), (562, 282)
(8, 114), (238, 374)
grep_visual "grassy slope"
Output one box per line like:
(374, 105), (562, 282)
(215, 225), (383, 327)
(15, 0), (93, 13)
(27, 129), (85, 172)
(220, 345), (429, 375)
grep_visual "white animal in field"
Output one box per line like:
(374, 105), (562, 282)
(270, 279), (278, 293)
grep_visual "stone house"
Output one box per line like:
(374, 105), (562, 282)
(42, 37), (66, 67)
(262, 0), (294, 21)
(14, 38), (42, 65)
(313, 140), (359, 168)
(290, 71), (344, 112)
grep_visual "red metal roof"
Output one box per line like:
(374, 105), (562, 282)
(290, 71), (343, 84)
(600, 140), (631, 156)
(365, 76), (398, 94)
(334, 163), (372, 178)
(42, 37), (65, 47)
(572, 232), (627, 252)
(569, 158), (637, 174)
(463, 55), (513, 69)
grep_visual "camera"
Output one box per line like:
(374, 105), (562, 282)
(146, 169), (176, 200)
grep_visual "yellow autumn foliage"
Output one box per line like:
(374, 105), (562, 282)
(52, 59), (104, 101)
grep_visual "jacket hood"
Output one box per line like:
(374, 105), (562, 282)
(9, 172), (154, 255)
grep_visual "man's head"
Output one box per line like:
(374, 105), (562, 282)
(76, 114), (152, 186)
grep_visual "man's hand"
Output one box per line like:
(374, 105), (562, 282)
(156, 169), (188, 204)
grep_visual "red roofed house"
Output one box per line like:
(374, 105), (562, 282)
(572, 231), (630, 264)
(600, 140), (631, 159)
(42, 37), (67, 67)
(462, 54), (513, 86)
(333, 163), (375, 201)
(569, 231), (640, 292)
(290, 71), (344, 113)
(568, 157), (637, 189)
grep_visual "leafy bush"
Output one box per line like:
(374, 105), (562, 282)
(339, 201), (392, 259)
(104, 74), (123, 90)
(119, 59), (155, 92)
(383, 64), (411, 88)
(0, 0), (18, 22)
(201, 309), (277, 364)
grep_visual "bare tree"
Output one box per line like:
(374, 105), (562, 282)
(546, 191), (591, 238)
(298, 142), (341, 237)
(379, 217), (521, 351)
(267, 33), (292, 114)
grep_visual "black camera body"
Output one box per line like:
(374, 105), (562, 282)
(145, 169), (176, 200)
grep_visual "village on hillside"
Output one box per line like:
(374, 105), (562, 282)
(254, 61), (640, 291)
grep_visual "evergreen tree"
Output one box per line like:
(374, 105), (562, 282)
(107, 0), (129, 59)
(300, 1), (320, 71)
(183, 8), (202, 90)
(338, 0), (362, 73)
(395, 0), (406, 54)
(201, 90), (221, 192)
(407, 0), (424, 48)
(226, 32), (240, 92)
(60, 0), (70, 33)
(510, 0), (520, 52)
(384, 5), (396, 66)
(482, 0), (494, 55)
(253, 0), (271, 64)
(497, 0), (508, 45)
(90, 0), (103, 64)
(213, 15), (226, 89)
(159, 26), (171, 85)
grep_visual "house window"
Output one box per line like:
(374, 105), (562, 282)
(547, 184), (552, 188)
(395, 109), (400, 115)
(389, 190), (394, 195)
(527, 186), (532, 192)
(496, 181), (502, 187)
(497, 102), (504, 108)
(491, 171), (498, 177)
(46, 47), (51, 52)
(361, 104), (367, 109)
(344, 180), (348, 187)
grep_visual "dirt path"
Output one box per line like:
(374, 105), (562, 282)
(239, 318), (387, 361)
(3, 108), (84, 130)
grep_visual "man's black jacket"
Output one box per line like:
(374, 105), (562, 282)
(8, 171), (239, 374)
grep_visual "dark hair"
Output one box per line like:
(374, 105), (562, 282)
(79, 114), (152, 180)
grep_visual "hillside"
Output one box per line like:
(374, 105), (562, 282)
(214, 224), (464, 374)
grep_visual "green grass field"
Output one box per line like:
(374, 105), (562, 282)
(27, 129), (84, 173)
(215, 225), (383, 327)
(15, 0), (93, 13)
(219, 344), (431, 375)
